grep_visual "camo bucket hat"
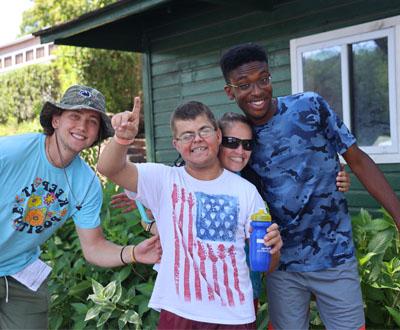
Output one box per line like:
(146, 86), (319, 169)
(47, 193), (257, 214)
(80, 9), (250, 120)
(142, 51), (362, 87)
(40, 85), (114, 144)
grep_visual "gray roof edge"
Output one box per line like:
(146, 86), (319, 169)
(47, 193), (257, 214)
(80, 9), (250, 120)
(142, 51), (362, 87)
(33, 0), (173, 42)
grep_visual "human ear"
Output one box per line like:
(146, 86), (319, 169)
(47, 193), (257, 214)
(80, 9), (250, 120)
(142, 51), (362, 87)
(224, 85), (235, 100)
(51, 115), (61, 129)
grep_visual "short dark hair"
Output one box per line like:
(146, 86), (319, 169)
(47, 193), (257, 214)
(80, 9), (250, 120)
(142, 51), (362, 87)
(42, 107), (63, 136)
(220, 43), (268, 82)
(218, 112), (253, 136)
(170, 101), (218, 136)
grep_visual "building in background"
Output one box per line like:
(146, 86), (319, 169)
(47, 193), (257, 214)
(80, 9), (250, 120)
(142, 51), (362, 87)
(0, 35), (55, 74)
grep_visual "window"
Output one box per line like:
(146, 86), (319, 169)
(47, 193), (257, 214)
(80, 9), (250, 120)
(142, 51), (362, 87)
(26, 49), (34, 61)
(290, 15), (400, 163)
(4, 56), (12, 67)
(48, 44), (56, 55)
(36, 47), (44, 58)
(0, 59), (2, 68)
(15, 53), (23, 64)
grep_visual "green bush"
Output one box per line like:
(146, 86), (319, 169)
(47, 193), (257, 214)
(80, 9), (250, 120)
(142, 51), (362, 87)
(42, 182), (158, 329)
(0, 64), (61, 124)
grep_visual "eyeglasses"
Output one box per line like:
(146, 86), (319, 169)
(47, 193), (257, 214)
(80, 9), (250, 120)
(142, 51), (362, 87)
(175, 126), (216, 144)
(221, 137), (254, 151)
(227, 75), (272, 92)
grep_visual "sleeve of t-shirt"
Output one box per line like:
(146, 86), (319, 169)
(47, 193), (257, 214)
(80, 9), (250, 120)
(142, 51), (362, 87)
(72, 177), (102, 229)
(316, 93), (357, 155)
(127, 163), (169, 216)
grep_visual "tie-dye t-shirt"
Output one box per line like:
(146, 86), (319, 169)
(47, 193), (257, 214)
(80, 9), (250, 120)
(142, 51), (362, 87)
(133, 164), (265, 324)
(0, 133), (102, 276)
(250, 92), (357, 272)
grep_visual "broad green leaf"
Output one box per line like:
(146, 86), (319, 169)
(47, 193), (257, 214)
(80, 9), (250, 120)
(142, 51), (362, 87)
(84, 305), (102, 321)
(103, 281), (117, 300)
(368, 229), (393, 254)
(386, 306), (400, 326)
(125, 310), (141, 325)
(364, 218), (391, 232)
(118, 317), (128, 330)
(359, 252), (377, 266)
(49, 314), (63, 330)
(71, 302), (89, 314)
(135, 282), (154, 296)
(69, 280), (92, 296)
(114, 266), (131, 282)
(111, 282), (122, 304)
(92, 279), (104, 296)
(97, 311), (113, 327)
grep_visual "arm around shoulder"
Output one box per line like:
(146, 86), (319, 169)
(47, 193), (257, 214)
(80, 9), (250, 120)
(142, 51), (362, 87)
(342, 144), (400, 231)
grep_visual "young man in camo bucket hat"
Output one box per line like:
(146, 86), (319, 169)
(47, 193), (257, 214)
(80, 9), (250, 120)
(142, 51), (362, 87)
(0, 85), (162, 329)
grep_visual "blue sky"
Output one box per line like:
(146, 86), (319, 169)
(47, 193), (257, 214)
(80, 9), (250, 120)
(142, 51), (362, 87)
(0, 0), (33, 45)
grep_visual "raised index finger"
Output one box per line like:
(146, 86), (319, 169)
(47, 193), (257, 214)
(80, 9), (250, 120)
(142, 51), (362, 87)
(132, 96), (141, 115)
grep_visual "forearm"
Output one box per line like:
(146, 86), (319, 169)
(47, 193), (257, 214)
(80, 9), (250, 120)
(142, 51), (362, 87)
(97, 138), (139, 192)
(97, 138), (129, 178)
(82, 238), (133, 267)
(345, 147), (400, 230)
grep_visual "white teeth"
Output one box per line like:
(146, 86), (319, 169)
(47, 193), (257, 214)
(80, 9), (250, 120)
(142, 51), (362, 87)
(71, 133), (85, 140)
(251, 100), (264, 106)
(192, 147), (206, 152)
(231, 157), (244, 163)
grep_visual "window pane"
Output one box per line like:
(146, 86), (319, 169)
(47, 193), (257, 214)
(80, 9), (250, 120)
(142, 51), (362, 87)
(302, 46), (343, 119)
(351, 38), (390, 147)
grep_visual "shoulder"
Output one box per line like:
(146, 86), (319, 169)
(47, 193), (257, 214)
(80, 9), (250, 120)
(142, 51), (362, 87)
(0, 133), (43, 158)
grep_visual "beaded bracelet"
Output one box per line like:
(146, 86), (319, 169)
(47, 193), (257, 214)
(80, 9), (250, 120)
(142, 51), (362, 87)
(120, 245), (128, 265)
(114, 135), (135, 145)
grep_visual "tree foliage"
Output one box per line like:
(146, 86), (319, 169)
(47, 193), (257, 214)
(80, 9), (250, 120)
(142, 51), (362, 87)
(0, 64), (60, 124)
(19, 0), (142, 115)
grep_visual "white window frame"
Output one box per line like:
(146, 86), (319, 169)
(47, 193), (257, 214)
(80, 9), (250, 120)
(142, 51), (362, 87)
(290, 15), (400, 164)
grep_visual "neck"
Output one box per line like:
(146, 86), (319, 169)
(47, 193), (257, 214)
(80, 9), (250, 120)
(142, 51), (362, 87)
(46, 134), (76, 168)
(252, 97), (277, 126)
(184, 161), (223, 181)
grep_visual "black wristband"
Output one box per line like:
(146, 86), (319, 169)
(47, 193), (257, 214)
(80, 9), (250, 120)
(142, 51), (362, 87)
(120, 245), (128, 265)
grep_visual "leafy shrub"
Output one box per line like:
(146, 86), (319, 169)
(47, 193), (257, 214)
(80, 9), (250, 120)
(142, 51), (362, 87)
(0, 64), (60, 124)
(353, 209), (400, 329)
(42, 182), (158, 329)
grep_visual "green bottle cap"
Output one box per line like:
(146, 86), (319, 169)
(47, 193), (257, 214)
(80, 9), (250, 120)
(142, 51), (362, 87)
(250, 209), (271, 222)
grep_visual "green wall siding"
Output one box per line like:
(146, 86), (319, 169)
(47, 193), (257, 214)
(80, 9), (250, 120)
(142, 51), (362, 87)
(140, 0), (400, 213)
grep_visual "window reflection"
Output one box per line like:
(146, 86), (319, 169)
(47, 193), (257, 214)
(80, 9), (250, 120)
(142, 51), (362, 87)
(302, 46), (343, 119)
(351, 38), (390, 147)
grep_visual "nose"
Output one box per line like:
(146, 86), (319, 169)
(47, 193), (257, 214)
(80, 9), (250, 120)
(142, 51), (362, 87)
(192, 131), (205, 142)
(250, 81), (263, 95)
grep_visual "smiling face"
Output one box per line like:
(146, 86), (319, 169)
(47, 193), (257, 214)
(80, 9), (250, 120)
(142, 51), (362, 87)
(173, 114), (222, 178)
(224, 61), (275, 126)
(52, 109), (101, 155)
(219, 121), (253, 173)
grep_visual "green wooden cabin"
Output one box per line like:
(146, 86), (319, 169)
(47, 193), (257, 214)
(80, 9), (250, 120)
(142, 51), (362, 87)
(36, 0), (400, 215)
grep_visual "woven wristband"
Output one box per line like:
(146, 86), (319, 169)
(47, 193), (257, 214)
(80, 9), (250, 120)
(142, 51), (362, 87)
(114, 135), (135, 145)
(131, 245), (137, 264)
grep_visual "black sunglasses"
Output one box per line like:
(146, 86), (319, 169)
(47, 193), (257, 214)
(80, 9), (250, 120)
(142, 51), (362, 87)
(221, 137), (254, 151)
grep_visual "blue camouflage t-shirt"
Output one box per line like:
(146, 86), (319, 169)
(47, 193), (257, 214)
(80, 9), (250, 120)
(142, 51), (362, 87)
(250, 92), (357, 272)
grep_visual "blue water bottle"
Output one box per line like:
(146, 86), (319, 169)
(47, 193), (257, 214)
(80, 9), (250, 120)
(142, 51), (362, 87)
(249, 209), (272, 271)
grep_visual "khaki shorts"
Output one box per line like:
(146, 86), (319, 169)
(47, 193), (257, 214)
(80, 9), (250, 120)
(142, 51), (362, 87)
(266, 259), (365, 330)
(0, 276), (49, 329)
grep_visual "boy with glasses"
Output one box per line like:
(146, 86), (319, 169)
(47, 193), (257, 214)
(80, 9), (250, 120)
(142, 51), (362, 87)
(98, 99), (282, 329)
